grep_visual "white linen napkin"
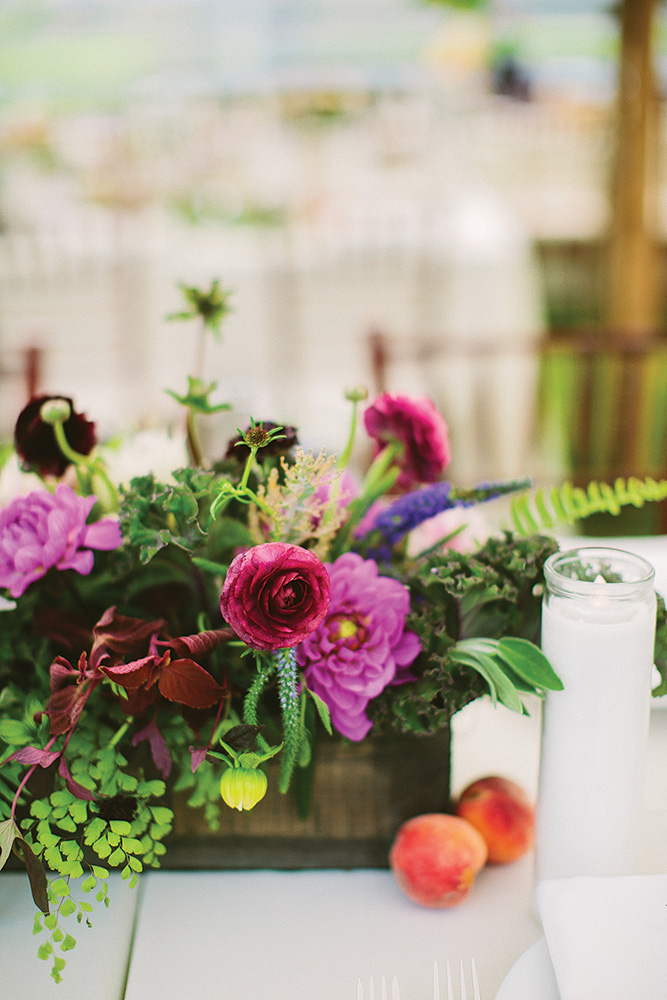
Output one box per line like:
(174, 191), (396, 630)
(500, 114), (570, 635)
(535, 874), (667, 1000)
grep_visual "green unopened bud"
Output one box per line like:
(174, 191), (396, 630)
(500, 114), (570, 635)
(39, 398), (72, 425)
(345, 385), (368, 403)
(220, 764), (268, 811)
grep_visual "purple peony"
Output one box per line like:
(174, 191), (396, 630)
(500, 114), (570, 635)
(0, 483), (122, 598)
(295, 552), (421, 740)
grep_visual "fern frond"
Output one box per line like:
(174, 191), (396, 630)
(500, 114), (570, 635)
(510, 476), (667, 536)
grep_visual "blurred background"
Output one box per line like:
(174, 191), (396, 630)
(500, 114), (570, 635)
(1, 0), (666, 530)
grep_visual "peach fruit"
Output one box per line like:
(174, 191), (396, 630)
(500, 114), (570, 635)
(455, 776), (535, 864)
(389, 813), (488, 908)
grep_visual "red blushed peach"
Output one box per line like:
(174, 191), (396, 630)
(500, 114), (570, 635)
(389, 813), (488, 908)
(455, 776), (535, 864)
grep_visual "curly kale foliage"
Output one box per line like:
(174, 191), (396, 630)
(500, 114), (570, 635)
(653, 594), (667, 697)
(369, 533), (559, 735)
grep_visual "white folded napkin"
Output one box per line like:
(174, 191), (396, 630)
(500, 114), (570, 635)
(536, 875), (667, 1000)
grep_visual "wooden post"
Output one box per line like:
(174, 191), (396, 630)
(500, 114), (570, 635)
(606, 0), (661, 339)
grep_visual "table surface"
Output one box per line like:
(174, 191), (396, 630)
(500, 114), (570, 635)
(3, 534), (667, 1000)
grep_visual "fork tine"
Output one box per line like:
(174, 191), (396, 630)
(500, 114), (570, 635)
(356, 979), (364, 1000)
(470, 959), (481, 1000)
(446, 960), (454, 999)
(459, 958), (468, 1000)
(433, 960), (441, 1000)
(380, 975), (388, 1000)
(391, 974), (401, 1000)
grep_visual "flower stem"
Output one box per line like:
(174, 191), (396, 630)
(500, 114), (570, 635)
(109, 719), (133, 748)
(337, 398), (359, 471)
(10, 735), (58, 822)
(186, 408), (204, 467)
(243, 656), (275, 753)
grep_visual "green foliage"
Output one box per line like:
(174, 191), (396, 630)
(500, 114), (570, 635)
(369, 533), (559, 734)
(510, 477), (667, 536)
(168, 279), (233, 337)
(120, 467), (255, 568)
(653, 595), (667, 697)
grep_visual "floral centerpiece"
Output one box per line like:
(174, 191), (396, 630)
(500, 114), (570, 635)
(2, 283), (667, 981)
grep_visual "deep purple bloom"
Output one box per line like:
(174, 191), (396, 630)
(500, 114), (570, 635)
(295, 553), (421, 740)
(220, 542), (330, 651)
(14, 395), (96, 477)
(0, 483), (122, 598)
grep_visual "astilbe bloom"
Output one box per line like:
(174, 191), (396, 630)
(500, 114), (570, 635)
(14, 395), (96, 477)
(296, 552), (421, 740)
(220, 542), (330, 651)
(364, 393), (451, 491)
(0, 483), (122, 598)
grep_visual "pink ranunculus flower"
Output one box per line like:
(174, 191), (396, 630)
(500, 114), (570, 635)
(364, 392), (451, 491)
(0, 483), (122, 598)
(296, 552), (421, 741)
(220, 542), (330, 651)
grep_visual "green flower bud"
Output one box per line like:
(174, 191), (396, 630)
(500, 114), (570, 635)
(220, 765), (268, 811)
(344, 385), (368, 403)
(39, 398), (72, 425)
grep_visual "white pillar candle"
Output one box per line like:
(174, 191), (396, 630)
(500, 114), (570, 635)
(535, 547), (656, 884)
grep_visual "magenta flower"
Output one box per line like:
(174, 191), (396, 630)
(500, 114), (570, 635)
(220, 542), (330, 651)
(364, 393), (451, 491)
(0, 483), (122, 598)
(295, 553), (421, 740)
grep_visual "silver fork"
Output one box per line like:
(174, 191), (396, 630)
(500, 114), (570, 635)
(434, 959), (482, 1000)
(356, 974), (401, 1000)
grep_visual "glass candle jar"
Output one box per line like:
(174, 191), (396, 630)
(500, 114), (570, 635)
(535, 547), (656, 885)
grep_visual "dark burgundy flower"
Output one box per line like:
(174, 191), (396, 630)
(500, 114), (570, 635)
(224, 422), (298, 462)
(14, 395), (96, 477)
(220, 542), (330, 650)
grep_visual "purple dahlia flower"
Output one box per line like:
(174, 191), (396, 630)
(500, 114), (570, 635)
(295, 552), (421, 741)
(0, 483), (122, 598)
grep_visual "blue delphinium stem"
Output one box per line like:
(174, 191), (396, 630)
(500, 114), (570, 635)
(364, 478), (531, 558)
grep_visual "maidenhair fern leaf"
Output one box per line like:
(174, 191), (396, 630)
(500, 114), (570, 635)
(510, 476), (667, 536)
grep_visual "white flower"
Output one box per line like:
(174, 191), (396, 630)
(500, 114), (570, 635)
(0, 454), (43, 507)
(102, 429), (188, 487)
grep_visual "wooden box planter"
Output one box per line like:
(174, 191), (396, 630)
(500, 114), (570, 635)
(164, 730), (452, 870)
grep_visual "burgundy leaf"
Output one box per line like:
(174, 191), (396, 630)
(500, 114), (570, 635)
(190, 746), (209, 773)
(58, 757), (95, 801)
(101, 654), (160, 691)
(48, 655), (78, 693)
(116, 684), (159, 718)
(92, 607), (167, 657)
(132, 719), (172, 779)
(168, 628), (234, 659)
(158, 658), (224, 709)
(12, 838), (50, 914)
(45, 682), (90, 737)
(6, 746), (61, 768)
